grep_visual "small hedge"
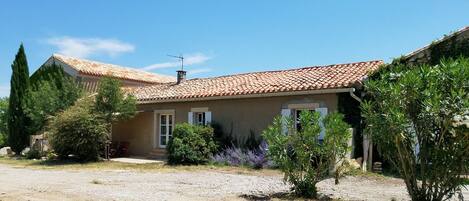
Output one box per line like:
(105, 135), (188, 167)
(167, 123), (217, 165)
(49, 97), (108, 162)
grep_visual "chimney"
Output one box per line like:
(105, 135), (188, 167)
(176, 70), (186, 84)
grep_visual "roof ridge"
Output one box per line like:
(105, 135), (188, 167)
(52, 53), (175, 79)
(185, 59), (383, 82)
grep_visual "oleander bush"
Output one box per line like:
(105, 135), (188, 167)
(362, 58), (469, 201)
(263, 111), (351, 198)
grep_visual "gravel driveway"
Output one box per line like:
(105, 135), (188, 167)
(0, 164), (467, 201)
(0, 164), (288, 201)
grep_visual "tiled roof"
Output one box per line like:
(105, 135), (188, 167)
(132, 60), (384, 103)
(52, 54), (176, 84)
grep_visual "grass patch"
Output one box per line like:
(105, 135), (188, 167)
(0, 156), (281, 176)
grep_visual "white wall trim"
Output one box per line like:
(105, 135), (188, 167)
(153, 109), (175, 114)
(190, 107), (209, 112)
(287, 103), (319, 109)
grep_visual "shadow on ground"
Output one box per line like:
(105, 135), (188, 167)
(240, 192), (334, 201)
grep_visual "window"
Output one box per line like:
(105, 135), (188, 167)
(194, 112), (206, 126)
(159, 114), (173, 148)
(294, 109), (314, 132)
(188, 108), (211, 126)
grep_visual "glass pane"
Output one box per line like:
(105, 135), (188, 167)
(169, 115), (173, 124)
(161, 126), (167, 136)
(202, 113), (206, 125)
(169, 126), (172, 135)
(161, 115), (166, 124)
(160, 136), (166, 145)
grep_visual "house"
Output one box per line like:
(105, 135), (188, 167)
(114, 60), (383, 158)
(37, 53), (383, 158)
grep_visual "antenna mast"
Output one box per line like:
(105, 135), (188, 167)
(167, 54), (184, 71)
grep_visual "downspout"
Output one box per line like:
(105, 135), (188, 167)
(348, 88), (372, 172)
(348, 88), (362, 103)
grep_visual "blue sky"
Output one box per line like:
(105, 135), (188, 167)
(1, 1), (468, 97)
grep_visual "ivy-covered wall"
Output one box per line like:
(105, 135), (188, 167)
(404, 28), (469, 66)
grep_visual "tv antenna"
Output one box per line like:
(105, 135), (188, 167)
(167, 54), (184, 71)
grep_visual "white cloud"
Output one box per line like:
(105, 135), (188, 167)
(46, 36), (135, 58)
(142, 53), (211, 70)
(187, 68), (212, 75)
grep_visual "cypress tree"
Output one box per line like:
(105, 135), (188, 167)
(8, 44), (30, 153)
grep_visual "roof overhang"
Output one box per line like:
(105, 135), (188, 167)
(137, 87), (355, 104)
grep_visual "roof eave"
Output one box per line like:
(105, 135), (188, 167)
(137, 87), (355, 104)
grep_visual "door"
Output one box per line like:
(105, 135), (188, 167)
(159, 114), (173, 148)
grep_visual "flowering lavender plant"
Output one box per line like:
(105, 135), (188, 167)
(211, 141), (274, 169)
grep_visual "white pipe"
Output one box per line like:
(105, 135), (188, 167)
(348, 88), (362, 103)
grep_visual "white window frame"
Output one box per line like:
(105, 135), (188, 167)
(283, 103), (327, 140)
(154, 109), (175, 148)
(189, 107), (211, 126)
(194, 112), (206, 126)
(293, 108), (314, 131)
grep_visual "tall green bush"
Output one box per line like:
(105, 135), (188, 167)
(49, 97), (108, 161)
(8, 44), (30, 153)
(167, 123), (217, 165)
(262, 111), (351, 198)
(362, 58), (469, 201)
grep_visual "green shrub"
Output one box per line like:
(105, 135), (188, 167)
(48, 97), (108, 162)
(167, 123), (217, 165)
(0, 97), (8, 148)
(362, 58), (469, 200)
(263, 111), (351, 198)
(0, 133), (7, 148)
(25, 149), (42, 159)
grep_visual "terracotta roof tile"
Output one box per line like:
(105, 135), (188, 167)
(52, 54), (176, 84)
(132, 60), (384, 102)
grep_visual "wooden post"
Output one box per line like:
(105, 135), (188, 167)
(362, 134), (369, 172)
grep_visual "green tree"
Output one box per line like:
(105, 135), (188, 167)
(262, 111), (351, 198)
(94, 77), (136, 135)
(25, 64), (82, 135)
(8, 44), (30, 153)
(0, 97), (9, 147)
(362, 58), (469, 201)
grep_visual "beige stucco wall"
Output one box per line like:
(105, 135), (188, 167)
(112, 93), (338, 155)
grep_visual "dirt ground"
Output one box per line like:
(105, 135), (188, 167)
(0, 163), (467, 201)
